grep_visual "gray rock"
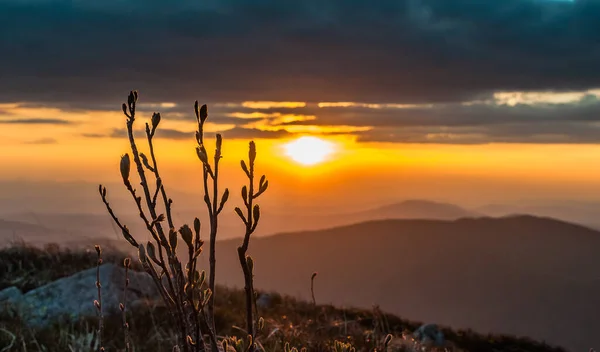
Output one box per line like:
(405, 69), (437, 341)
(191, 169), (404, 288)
(0, 286), (23, 304)
(0, 286), (24, 314)
(20, 263), (160, 328)
(256, 293), (272, 309)
(413, 323), (445, 346)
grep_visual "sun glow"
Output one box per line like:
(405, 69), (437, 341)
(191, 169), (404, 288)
(283, 136), (335, 165)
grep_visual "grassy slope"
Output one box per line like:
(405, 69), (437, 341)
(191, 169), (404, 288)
(0, 244), (568, 352)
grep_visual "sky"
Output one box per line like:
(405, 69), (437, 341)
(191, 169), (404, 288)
(1, 0), (600, 213)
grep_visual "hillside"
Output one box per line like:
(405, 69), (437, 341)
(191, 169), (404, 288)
(264, 200), (479, 233)
(0, 218), (97, 246)
(206, 215), (600, 352)
(358, 200), (478, 221)
(478, 202), (600, 230)
(0, 244), (567, 352)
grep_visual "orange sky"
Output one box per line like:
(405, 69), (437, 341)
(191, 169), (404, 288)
(3, 100), (600, 211)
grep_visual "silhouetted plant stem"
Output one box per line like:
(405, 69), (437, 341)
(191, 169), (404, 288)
(123, 94), (190, 350)
(235, 141), (269, 352)
(194, 103), (227, 352)
(311, 272), (318, 306)
(93, 245), (104, 352)
(121, 258), (131, 352)
(100, 91), (269, 352)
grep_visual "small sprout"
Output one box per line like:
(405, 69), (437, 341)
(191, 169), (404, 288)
(258, 317), (265, 332)
(242, 186), (248, 203)
(122, 226), (139, 248)
(200, 104), (208, 123)
(218, 188), (230, 213)
(94, 299), (101, 310)
(155, 214), (166, 223)
(120, 154), (131, 185)
(179, 224), (193, 248)
(151, 112), (161, 131)
(194, 217), (201, 237)
(198, 270), (206, 288)
(196, 146), (209, 165)
(95, 245), (102, 256)
(193, 247), (203, 260)
(257, 180), (268, 197)
(222, 340), (229, 352)
(127, 91), (135, 107)
(216, 133), (222, 152)
(194, 101), (200, 121)
(140, 153), (155, 172)
(252, 204), (260, 224)
(384, 334), (393, 348)
(147, 242), (158, 263)
(235, 207), (247, 224)
(203, 288), (212, 306)
(248, 141), (256, 164)
(138, 244), (147, 263)
(245, 335), (253, 352)
(241, 160), (250, 178)
(169, 228), (178, 252)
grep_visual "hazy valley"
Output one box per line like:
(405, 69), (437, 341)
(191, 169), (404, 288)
(2, 182), (599, 351)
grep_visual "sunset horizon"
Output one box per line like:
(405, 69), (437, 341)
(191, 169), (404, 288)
(2, 1), (600, 351)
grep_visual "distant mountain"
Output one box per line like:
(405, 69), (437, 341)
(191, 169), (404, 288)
(264, 199), (479, 233)
(478, 203), (600, 230)
(4, 199), (480, 242)
(357, 199), (479, 220)
(207, 216), (600, 352)
(0, 218), (103, 246)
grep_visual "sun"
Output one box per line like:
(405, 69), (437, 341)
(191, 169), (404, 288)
(283, 136), (335, 165)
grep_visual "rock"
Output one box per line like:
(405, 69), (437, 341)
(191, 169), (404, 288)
(0, 286), (24, 313)
(0, 286), (23, 304)
(256, 293), (272, 309)
(20, 263), (160, 328)
(413, 323), (445, 347)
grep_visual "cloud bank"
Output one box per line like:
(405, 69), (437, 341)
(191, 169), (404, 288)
(1, 0), (600, 143)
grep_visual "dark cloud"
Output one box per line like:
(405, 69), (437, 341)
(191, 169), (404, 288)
(81, 133), (106, 138)
(107, 128), (194, 140)
(355, 121), (600, 144)
(1, 0), (599, 107)
(24, 137), (58, 145)
(284, 99), (600, 128)
(97, 126), (289, 141)
(0, 118), (72, 125)
(212, 127), (290, 140)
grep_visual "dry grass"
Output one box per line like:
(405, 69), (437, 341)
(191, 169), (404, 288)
(0, 243), (569, 352)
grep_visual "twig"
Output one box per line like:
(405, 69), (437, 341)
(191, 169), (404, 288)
(311, 272), (318, 306)
(0, 328), (16, 352)
(93, 245), (105, 352)
(121, 257), (132, 352)
(235, 141), (269, 352)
